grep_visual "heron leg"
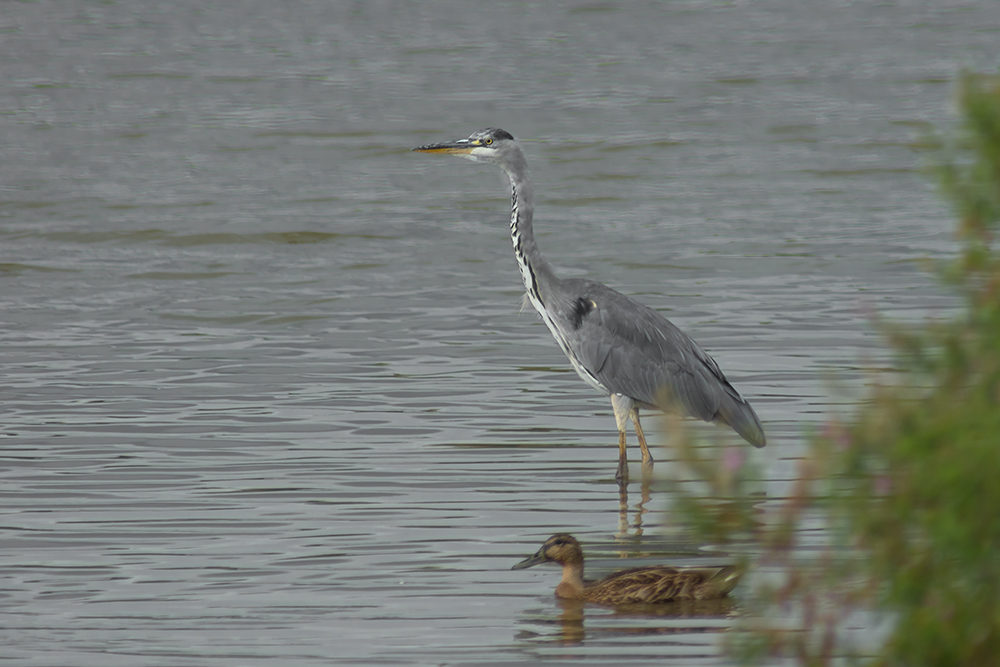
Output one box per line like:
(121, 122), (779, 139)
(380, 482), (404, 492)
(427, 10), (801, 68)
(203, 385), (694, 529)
(610, 394), (633, 482)
(630, 407), (654, 465)
(616, 431), (628, 482)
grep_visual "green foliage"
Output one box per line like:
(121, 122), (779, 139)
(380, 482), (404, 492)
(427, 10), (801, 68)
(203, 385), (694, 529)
(667, 72), (1000, 666)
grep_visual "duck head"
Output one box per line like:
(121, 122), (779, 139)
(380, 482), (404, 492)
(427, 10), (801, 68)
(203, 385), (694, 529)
(512, 534), (584, 569)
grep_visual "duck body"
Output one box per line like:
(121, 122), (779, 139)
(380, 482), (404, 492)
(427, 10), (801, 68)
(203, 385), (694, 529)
(513, 534), (741, 606)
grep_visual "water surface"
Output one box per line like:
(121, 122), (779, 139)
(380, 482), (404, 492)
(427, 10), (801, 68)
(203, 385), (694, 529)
(2, 2), (997, 665)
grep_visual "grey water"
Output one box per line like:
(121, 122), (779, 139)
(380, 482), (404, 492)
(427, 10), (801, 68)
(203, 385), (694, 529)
(2, 2), (998, 665)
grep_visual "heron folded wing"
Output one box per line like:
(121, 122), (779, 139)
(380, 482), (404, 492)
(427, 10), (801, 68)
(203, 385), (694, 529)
(559, 280), (765, 446)
(654, 361), (723, 422)
(577, 336), (614, 377)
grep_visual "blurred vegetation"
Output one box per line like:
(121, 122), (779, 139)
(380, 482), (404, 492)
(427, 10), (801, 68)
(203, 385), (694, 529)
(667, 72), (1000, 666)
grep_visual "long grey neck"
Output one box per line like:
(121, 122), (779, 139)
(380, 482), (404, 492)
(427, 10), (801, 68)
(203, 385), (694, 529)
(502, 150), (558, 309)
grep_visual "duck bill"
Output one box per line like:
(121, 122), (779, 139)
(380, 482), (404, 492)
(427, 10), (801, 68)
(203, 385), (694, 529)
(412, 138), (474, 155)
(511, 548), (548, 570)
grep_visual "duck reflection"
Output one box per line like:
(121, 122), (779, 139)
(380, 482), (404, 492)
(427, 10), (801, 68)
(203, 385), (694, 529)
(537, 594), (739, 647)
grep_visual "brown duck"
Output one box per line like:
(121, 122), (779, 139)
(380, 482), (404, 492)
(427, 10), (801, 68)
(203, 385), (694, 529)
(512, 534), (742, 606)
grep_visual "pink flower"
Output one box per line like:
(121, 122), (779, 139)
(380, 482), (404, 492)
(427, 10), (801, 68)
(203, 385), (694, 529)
(723, 447), (745, 474)
(874, 475), (892, 496)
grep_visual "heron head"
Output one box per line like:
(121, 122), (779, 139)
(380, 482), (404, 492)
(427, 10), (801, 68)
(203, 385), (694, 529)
(413, 127), (518, 165)
(511, 534), (583, 570)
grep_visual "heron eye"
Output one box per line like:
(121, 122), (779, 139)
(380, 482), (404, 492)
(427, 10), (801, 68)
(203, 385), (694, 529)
(484, 138), (493, 145)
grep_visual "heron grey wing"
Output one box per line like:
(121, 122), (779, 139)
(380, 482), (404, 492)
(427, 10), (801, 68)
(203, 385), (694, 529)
(604, 315), (724, 422)
(561, 282), (749, 423)
(558, 286), (709, 410)
(611, 307), (765, 448)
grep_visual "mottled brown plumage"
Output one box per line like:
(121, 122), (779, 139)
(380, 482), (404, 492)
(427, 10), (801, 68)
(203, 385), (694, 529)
(512, 534), (741, 606)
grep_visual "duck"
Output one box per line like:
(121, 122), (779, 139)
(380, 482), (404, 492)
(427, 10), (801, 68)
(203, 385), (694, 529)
(512, 534), (742, 606)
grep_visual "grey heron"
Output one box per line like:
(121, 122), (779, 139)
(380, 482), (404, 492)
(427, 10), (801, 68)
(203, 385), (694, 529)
(413, 128), (765, 480)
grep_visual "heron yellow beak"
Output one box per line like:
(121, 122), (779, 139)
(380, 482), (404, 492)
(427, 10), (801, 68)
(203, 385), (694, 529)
(412, 139), (476, 154)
